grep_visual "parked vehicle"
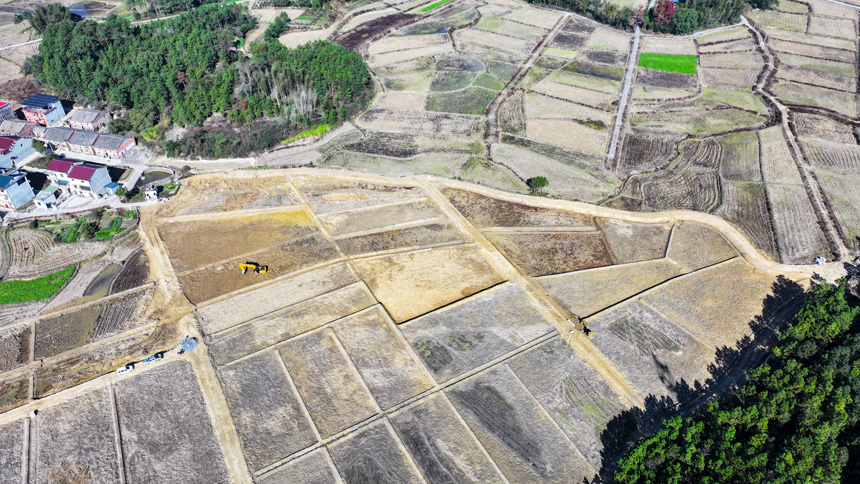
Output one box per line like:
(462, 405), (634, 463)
(141, 352), (164, 365)
(116, 364), (134, 375)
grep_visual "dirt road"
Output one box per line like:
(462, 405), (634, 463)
(607, 25), (640, 164)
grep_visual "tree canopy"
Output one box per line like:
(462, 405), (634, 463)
(28, 4), (372, 158)
(615, 280), (860, 484)
(13, 4), (81, 34)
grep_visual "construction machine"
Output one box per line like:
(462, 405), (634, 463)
(583, 323), (594, 339)
(238, 262), (268, 275)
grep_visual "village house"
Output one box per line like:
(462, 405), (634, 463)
(33, 185), (60, 210)
(0, 119), (38, 138)
(21, 94), (65, 126)
(0, 102), (15, 122)
(92, 133), (136, 157)
(0, 136), (35, 170)
(0, 169), (35, 210)
(44, 159), (112, 198)
(37, 127), (136, 157)
(66, 109), (110, 131)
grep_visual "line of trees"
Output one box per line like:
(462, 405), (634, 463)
(526, 0), (774, 33)
(615, 279), (860, 483)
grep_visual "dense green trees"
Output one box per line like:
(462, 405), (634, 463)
(13, 4), (81, 34)
(527, 0), (750, 32)
(264, 12), (291, 41)
(615, 280), (860, 483)
(28, 4), (372, 158)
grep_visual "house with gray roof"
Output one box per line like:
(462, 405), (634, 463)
(66, 109), (110, 131)
(0, 119), (37, 138)
(92, 133), (136, 157)
(68, 130), (100, 154)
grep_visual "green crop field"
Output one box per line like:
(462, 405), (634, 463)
(420, 0), (453, 12)
(0, 266), (75, 305)
(638, 53), (697, 75)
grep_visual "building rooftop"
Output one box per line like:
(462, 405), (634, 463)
(68, 109), (105, 125)
(0, 120), (35, 136)
(0, 170), (24, 189)
(45, 159), (79, 174)
(43, 127), (76, 143)
(21, 93), (60, 109)
(93, 134), (129, 151)
(0, 102), (8, 109)
(0, 136), (18, 154)
(69, 130), (100, 147)
(69, 165), (97, 181)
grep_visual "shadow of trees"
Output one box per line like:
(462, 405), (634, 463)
(590, 275), (804, 483)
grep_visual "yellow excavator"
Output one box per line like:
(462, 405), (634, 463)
(238, 262), (268, 275)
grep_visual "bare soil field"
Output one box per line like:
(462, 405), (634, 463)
(258, 449), (339, 484)
(336, 222), (466, 256)
(491, 142), (620, 202)
(700, 51), (764, 70)
(156, 173), (297, 217)
(761, 27), (856, 50)
(760, 126), (803, 185)
(295, 178), (426, 213)
(279, 328), (378, 438)
(811, 169), (860, 243)
(216, 351), (317, 472)
(206, 282), (376, 365)
(110, 249), (150, 294)
(114, 361), (229, 484)
(747, 10), (807, 31)
(531, 79), (618, 109)
(540, 259), (684, 318)
(697, 38), (756, 53)
(454, 28), (535, 58)
(318, 198), (442, 235)
(401, 282), (554, 382)
(7, 229), (106, 278)
(617, 129), (679, 173)
(350, 245), (504, 322)
(631, 108), (765, 136)
(771, 81), (858, 118)
(666, 221), (737, 272)
(768, 183), (831, 264)
(34, 387), (121, 484)
(178, 232), (340, 305)
(373, 91), (428, 110)
(807, 16), (856, 39)
(328, 419), (425, 483)
(507, 337), (628, 468)
(504, 5), (562, 28)
(526, 118), (610, 155)
(158, 211), (317, 273)
(635, 68), (698, 90)
(195, 262), (359, 334)
(716, 181), (778, 260)
(586, 299), (714, 398)
(0, 420), (24, 483)
(486, 231), (614, 276)
(524, 92), (615, 125)
(0, 375), (27, 412)
(35, 288), (153, 359)
(357, 108), (483, 136)
(795, 115), (856, 144)
(596, 218), (672, 263)
(769, 39), (855, 63)
(719, 131), (762, 182)
(447, 364), (595, 483)
(443, 188), (595, 228)
(367, 33), (449, 56)
(35, 323), (177, 398)
(700, 67), (758, 89)
(332, 306), (434, 408)
(585, 27), (631, 51)
(695, 27), (751, 44)
(0, 324), (29, 374)
(640, 258), (775, 349)
(390, 392), (508, 483)
(776, 64), (855, 93)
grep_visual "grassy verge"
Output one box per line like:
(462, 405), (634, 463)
(0, 266), (75, 305)
(420, 0), (453, 12)
(638, 53), (697, 75)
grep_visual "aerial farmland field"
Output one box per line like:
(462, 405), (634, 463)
(4, 0), (860, 477)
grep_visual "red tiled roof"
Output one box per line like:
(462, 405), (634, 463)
(69, 165), (96, 181)
(0, 136), (15, 154)
(46, 159), (76, 174)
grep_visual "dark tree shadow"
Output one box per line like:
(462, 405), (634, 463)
(590, 276), (804, 483)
